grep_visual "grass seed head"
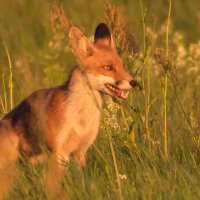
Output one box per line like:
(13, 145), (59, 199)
(104, 3), (139, 60)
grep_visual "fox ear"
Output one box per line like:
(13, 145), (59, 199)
(94, 23), (114, 49)
(69, 26), (95, 59)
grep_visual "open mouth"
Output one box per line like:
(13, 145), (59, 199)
(105, 84), (129, 100)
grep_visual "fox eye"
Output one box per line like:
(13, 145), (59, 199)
(103, 65), (112, 71)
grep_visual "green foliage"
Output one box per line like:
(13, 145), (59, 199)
(0, 0), (200, 199)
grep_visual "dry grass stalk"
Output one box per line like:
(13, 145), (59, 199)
(104, 3), (138, 60)
(155, 48), (171, 73)
(154, 48), (179, 83)
(50, 1), (71, 42)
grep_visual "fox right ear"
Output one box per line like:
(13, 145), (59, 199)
(69, 26), (95, 60)
(94, 23), (115, 49)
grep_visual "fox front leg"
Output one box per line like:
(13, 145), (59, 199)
(45, 152), (69, 199)
(71, 151), (86, 168)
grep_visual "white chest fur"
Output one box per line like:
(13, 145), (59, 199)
(67, 88), (102, 136)
(56, 77), (102, 152)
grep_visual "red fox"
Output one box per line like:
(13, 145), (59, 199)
(0, 23), (137, 198)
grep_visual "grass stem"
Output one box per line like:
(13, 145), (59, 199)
(107, 130), (123, 200)
(163, 0), (171, 158)
(2, 73), (8, 113)
(139, 0), (146, 53)
(2, 39), (14, 110)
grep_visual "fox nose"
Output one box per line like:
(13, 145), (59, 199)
(129, 80), (137, 88)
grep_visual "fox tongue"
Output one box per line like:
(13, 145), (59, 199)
(116, 90), (128, 99)
(105, 84), (128, 99)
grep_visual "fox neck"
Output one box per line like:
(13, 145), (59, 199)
(64, 67), (103, 111)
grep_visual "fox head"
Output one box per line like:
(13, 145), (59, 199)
(69, 23), (137, 100)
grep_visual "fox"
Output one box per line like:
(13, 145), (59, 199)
(0, 23), (137, 198)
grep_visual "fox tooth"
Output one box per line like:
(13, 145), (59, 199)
(121, 91), (128, 99)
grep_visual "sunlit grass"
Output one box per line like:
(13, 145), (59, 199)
(0, 1), (200, 200)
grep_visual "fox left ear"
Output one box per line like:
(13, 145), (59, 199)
(94, 23), (115, 49)
(69, 26), (95, 60)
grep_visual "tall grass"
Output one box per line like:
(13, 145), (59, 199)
(0, 36), (14, 114)
(163, 0), (172, 158)
(0, 1), (200, 200)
